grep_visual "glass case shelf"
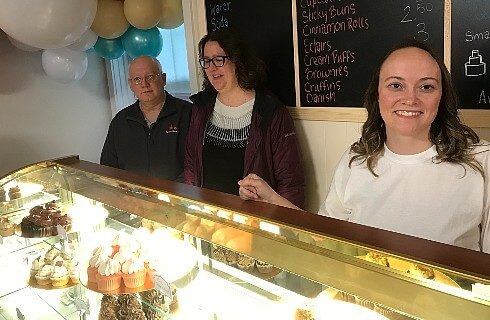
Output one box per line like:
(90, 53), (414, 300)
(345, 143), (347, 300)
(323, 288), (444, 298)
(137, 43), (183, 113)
(0, 156), (489, 320)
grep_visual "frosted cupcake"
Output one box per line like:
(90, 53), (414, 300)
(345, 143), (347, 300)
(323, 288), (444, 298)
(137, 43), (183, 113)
(51, 261), (70, 287)
(44, 246), (59, 264)
(96, 258), (122, 291)
(30, 256), (45, 278)
(88, 253), (109, 283)
(113, 247), (134, 266)
(35, 264), (54, 286)
(121, 256), (146, 288)
(65, 259), (80, 284)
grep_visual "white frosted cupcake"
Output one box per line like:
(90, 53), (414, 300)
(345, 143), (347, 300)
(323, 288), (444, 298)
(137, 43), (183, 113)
(51, 261), (69, 287)
(96, 258), (122, 291)
(35, 264), (54, 286)
(87, 253), (108, 283)
(30, 256), (45, 277)
(113, 247), (134, 266)
(121, 256), (146, 288)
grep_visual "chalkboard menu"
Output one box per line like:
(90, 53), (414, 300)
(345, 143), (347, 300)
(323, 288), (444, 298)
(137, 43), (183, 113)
(204, 0), (296, 106)
(296, 0), (444, 107)
(451, 0), (490, 109)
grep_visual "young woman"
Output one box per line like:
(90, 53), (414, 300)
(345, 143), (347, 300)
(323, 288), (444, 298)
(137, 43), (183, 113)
(239, 40), (489, 252)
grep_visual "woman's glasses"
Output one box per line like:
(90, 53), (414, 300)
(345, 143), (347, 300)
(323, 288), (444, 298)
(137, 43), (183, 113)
(128, 73), (161, 85)
(199, 56), (229, 69)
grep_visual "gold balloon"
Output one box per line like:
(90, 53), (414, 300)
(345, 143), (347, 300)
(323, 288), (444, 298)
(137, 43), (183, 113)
(124, 0), (162, 30)
(158, 0), (184, 29)
(91, 0), (129, 39)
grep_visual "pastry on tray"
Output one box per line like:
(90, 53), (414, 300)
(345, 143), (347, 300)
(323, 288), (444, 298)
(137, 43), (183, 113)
(408, 263), (435, 279)
(212, 246), (227, 264)
(140, 289), (169, 318)
(121, 257), (147, 288)
(0, 188), (6, 202)
(96, 258), (122, 291)
(0, 217), (15, 237)
(256, 260), (274, 274)
(118, 294), (146, 320)
(8, 186), (22, 199)
(236, 253), (255, 272)
(99, 294), (119, 320)
(20, 201), (71, 238)
(365, 252), (390, 267)
(50, 261), (70, 287)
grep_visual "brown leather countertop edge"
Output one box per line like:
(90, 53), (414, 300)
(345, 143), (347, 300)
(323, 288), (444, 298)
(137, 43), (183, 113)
(60, 159), (490, 279)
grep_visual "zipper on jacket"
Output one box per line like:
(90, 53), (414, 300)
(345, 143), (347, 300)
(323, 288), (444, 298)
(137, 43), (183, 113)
(146, 129), (152, 176)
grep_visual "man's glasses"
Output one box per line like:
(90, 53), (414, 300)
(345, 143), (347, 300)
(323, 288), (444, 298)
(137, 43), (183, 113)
(128, 73), (161, 85)
(199, 56), (229, 69)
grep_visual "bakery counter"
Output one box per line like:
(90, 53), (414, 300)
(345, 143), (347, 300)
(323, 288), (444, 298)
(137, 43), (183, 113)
(0, 157), (489, 319)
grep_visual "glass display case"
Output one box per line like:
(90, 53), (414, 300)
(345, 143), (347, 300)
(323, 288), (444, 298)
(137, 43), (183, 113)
(0, 156), (489, 320)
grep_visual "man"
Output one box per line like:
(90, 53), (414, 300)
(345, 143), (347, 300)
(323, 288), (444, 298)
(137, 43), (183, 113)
(100, 56), (192, 181)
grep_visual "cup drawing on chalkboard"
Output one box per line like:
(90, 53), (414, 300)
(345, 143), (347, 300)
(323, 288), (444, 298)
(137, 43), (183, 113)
(465, 50), (486, 77)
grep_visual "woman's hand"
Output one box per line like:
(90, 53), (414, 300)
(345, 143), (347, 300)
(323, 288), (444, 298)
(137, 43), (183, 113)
(238, 173), (277, 203)
(238, 174), (300, 210)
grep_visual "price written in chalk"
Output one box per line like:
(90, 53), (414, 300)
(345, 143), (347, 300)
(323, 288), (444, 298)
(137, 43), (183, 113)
(400, 0), (433, 41)
(153, 274), (173, 299)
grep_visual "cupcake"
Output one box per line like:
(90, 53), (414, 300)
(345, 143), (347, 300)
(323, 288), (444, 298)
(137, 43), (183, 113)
(256, 260), (274, 274)
(236, 254), (255, 272)
(96, 258), (122, 291)
(92, 245), (114, 258)
(65, 259), (80, 284)
(44, 246), (60, 264)
(51, 261), (70, 287)
(118, 294), (146, 320)
(140, 289), (169, 318)
(0, 217), (15, 237)
(0, 188), (6, 202)
(30, 256), (45, 278)
(100, 294), (119, 314)
(212, 246), (227, 263)
(224, 249), (238, 266)
(88, 252), (109, 283)
(98, 294), (120, 320)
(121, 257), (146, 288)
(8, 186), (21, 199)
(113, 247), (134, 266)
(98, 307), (118, 320)
(35, 264), (54, 286)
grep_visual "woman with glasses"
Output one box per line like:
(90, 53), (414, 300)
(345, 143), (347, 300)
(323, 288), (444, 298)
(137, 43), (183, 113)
(184, 29), (305, 208)
(101, 55), (192, 182)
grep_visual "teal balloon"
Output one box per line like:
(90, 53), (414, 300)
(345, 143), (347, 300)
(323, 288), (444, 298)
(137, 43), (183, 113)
(121, 26), (163, 59)
(94, 37), (124, 60)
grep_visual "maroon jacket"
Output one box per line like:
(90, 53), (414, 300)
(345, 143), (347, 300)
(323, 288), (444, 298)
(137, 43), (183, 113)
(184, 89), (305, 209)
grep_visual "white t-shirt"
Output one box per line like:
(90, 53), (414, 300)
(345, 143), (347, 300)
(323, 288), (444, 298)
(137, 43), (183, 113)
(319, 142), (490, 252)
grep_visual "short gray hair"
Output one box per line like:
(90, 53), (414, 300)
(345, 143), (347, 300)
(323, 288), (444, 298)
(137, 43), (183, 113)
(128, 55), (163, 74)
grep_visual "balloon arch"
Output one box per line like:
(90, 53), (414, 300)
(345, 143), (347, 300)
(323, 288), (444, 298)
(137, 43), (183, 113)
(0, 0), (184, 83)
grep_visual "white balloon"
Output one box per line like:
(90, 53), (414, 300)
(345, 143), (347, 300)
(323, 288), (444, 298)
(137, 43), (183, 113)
(0, 0), (97, 49)
(7, 35), (41, 52)
(42, 48), (88, 83)
(68, 29), (98, 51)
